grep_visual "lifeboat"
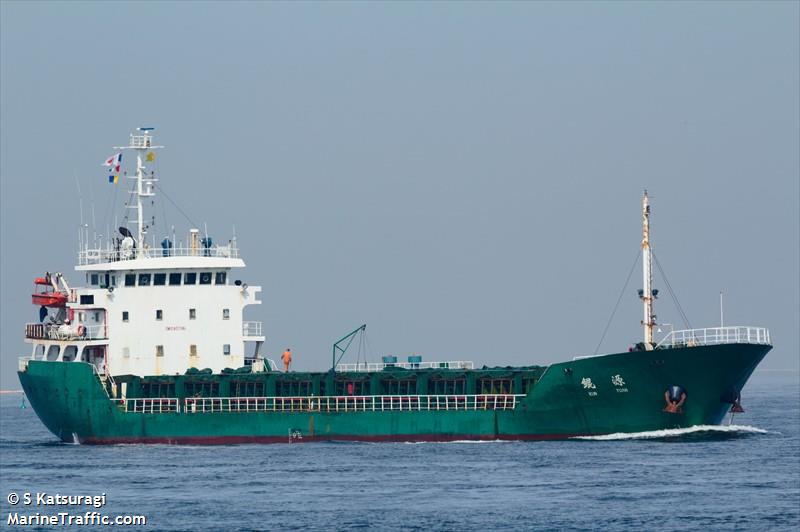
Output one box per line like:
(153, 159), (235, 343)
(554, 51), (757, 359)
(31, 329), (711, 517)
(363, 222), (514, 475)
(32, 277), (67, 307)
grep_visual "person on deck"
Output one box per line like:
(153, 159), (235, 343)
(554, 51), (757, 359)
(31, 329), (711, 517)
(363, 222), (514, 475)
(282, 348), (292, 372)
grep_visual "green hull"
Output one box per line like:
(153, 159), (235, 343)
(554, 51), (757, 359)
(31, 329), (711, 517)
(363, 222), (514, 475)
(18, 343), (769, 444)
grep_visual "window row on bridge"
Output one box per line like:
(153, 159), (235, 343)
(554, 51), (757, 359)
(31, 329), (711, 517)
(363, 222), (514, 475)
(121, 271), (227, 287)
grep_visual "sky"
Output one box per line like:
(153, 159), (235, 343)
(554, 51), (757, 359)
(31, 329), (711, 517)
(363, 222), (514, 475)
(1, 1), (798, 389)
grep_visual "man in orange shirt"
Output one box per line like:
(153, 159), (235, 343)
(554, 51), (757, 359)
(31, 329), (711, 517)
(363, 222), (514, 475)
(281, 348), (292, 372)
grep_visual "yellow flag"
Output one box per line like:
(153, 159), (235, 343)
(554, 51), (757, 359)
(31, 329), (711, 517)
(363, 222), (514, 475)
(146, 152), (156, 162)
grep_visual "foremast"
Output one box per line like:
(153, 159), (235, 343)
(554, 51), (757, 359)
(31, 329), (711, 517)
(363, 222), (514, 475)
(640, 191), (656, 349)
(114, 128), (163, 251)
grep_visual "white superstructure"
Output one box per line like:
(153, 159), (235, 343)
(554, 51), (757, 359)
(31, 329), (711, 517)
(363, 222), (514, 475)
(23, 128), (263, 377)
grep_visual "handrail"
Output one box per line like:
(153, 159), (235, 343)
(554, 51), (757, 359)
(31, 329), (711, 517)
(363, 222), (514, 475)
(656, 326), (771, 348)
(78, 244), (239, 265)
(184, 394), (523, 413)
(335, 361), (475, 372)
(113, 398), (180, 414)
(112, 394), (525, 414)
(242, 321), (262, 337)
(24, 323), (107, 341)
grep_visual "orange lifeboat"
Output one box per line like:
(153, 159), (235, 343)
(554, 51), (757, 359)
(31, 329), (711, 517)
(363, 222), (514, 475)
(32, 277), (67, 307)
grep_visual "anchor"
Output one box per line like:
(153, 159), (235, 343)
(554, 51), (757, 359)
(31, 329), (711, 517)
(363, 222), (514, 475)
(721, 387), (745, 425)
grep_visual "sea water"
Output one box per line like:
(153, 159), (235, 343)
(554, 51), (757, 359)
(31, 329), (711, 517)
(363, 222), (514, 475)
(1, 371), (797, 531)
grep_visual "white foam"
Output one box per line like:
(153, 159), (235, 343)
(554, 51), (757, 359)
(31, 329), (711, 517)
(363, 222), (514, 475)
(572, 424), (771, 441)
(402, 439), (515, 445)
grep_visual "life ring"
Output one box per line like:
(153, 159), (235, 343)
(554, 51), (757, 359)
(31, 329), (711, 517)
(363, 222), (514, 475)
(76, 325), (86, 337)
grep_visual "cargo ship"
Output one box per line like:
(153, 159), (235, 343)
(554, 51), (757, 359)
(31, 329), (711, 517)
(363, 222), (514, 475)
(18, 129), (772, 444)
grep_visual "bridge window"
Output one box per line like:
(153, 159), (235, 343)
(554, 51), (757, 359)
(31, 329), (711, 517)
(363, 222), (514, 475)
(80, 295), (94, 305)
(184, 272), (197, 285)
(223, 344), (231, 355)
(169, 273), (182, 285)
(156, 309), (163, 321)
(122, 311), (129, 322)
(90, 274), (99, 285)
(215, 272), (227, 285)
(156, 345), (164, 357)
(153, 273), (167, 286)
(189, 308), (196, 320)
(138, 273), (151, 286)
(222, 308), (230, 320)
(125, 274), (136, 287)
(199, 272), (212, 285)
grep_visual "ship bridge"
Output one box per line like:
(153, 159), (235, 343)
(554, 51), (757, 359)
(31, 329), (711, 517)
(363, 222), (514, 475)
(23, 128), (263, 379)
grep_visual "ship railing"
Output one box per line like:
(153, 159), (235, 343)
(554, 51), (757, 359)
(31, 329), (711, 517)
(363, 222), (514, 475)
(183, 394), (525, 414)
(78, 244), (240, 265)
(242, 321), (262, 337)
(656, 326), (771, 349)
(24, 323), (107, 341)
(335, 361), (475, 372)
(114, 398), (180, 414)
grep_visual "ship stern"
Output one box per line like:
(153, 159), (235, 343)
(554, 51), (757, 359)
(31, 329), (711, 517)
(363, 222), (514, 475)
(18, 359), (109, 442)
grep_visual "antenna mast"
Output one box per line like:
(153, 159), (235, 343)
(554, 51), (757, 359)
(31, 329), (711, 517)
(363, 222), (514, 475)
(640, 191), (656, 349)
(115, 127), (163, 254)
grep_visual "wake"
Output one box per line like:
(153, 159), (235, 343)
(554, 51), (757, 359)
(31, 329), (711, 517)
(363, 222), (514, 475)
(573, 424), (771, 441)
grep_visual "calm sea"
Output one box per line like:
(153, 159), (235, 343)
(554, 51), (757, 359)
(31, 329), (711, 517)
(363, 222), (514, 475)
(1, 371), (798, 531)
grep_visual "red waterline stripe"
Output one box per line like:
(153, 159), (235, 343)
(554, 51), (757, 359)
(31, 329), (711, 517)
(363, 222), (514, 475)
(80, 433), (588, 445)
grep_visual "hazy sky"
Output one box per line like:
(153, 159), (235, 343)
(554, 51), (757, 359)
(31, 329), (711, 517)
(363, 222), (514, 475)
(1, 1), (798, 389)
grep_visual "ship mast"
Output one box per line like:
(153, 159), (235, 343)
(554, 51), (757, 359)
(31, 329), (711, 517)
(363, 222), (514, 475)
(115, 128), (163, 253)
(640, 190), (656, 349)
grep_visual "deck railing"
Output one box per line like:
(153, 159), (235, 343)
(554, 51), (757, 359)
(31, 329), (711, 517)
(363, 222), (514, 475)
(24, 323), (107, 341)
(106, 395), (524, 414)
(114, 398), (180, 414)
(242, 321), (262, 337)
(656, 326), (771, 349)
(183, 394), (523, 414)
(335, 361), (475, 372)
(78, 244), (239, 265)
